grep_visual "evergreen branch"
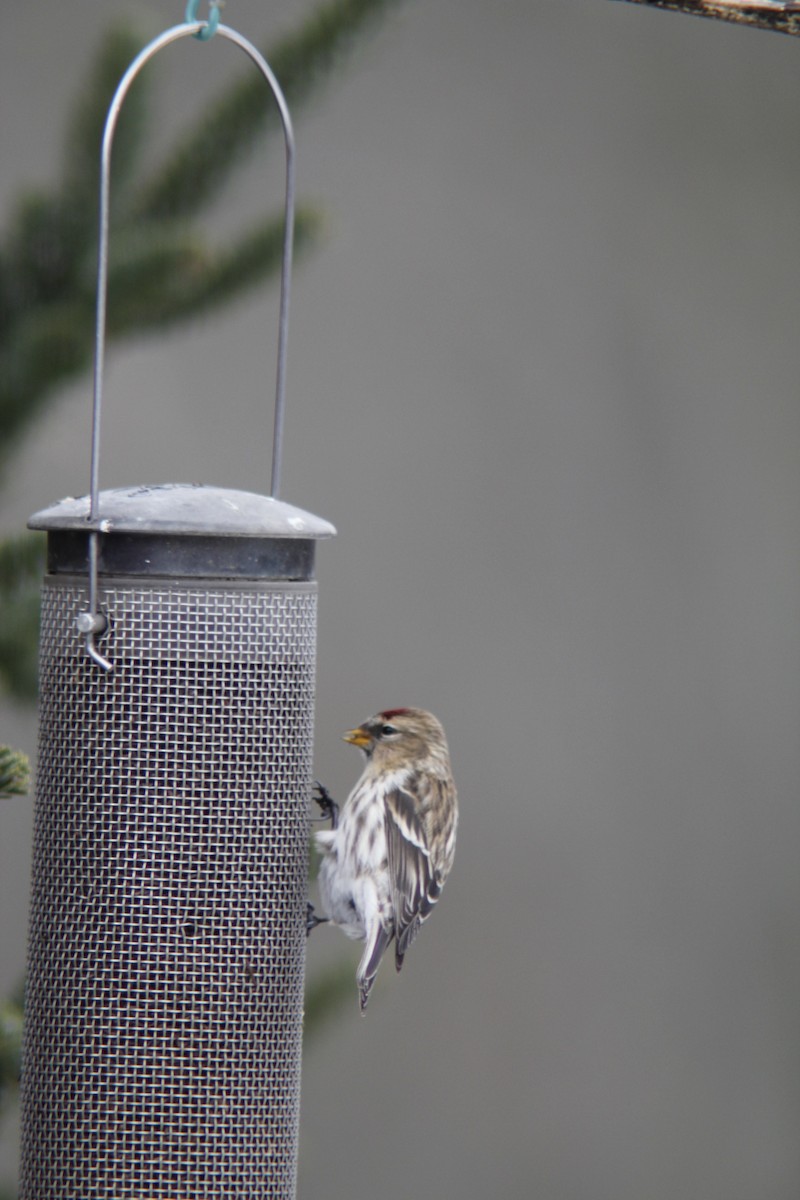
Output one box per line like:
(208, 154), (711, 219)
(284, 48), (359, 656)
(0, 592), (40, 699)
(0, 301), (93, 464)
(0, 0), (402, 467)
(103, 223), (209, 333)
(0, 27), (149, 331)
(0, 981), (24, 1107)
(135, 0), (406, 222)
(60, 24), (152, 224)
(0, 534), (44, 702)
(0, 747), (30, 801)
(0, 531), (45, 589)
(0, 204), (318, 476)
(0, 192), (83, 323)
(106, 205), (320, 334)
(0, 0), (398, 683)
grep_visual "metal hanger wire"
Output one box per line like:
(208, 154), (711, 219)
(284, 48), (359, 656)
(81, 16), (296, 670)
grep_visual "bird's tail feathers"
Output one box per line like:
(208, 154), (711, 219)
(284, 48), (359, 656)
(357, 923), (392, 1012)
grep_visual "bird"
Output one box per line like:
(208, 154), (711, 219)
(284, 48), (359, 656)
(309, 707), (458, 1012)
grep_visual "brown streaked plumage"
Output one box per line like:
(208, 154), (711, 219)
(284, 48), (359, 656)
(312, 708), (458, 1011)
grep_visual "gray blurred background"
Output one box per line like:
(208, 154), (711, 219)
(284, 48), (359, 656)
(1, 0), (799, 1196)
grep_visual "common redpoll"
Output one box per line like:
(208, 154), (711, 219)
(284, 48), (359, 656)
(310, 708), (458, 1012)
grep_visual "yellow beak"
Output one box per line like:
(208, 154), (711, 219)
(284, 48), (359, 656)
(343, 727), (372, 749)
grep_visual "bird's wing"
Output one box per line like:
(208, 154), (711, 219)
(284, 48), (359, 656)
(384, 780), (443, 969)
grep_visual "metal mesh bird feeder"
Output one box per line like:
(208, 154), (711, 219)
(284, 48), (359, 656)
(20, 13), (334, 1200)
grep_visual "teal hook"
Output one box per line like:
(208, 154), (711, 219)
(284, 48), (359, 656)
(185, 0), (221, 40)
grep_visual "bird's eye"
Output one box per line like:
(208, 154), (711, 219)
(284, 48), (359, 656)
(380, 724), (398, 737)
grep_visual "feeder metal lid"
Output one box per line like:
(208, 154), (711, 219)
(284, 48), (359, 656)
(28, 482), (336, 540)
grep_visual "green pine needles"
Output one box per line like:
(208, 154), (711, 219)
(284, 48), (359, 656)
(0, 747), (30, 800)
(0, 0), (406, 701)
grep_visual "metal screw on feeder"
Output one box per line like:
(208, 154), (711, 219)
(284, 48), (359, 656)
(21, 12), (334, 1200)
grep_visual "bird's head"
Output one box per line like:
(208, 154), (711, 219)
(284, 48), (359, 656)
(343, 707), (449, 773)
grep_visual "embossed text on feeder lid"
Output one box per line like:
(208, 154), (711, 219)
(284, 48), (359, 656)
(28, 482), (337, 539)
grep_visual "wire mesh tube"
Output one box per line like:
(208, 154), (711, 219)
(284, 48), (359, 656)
(20, 576), (317, 1199)
(20, 16), (331, 1196)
